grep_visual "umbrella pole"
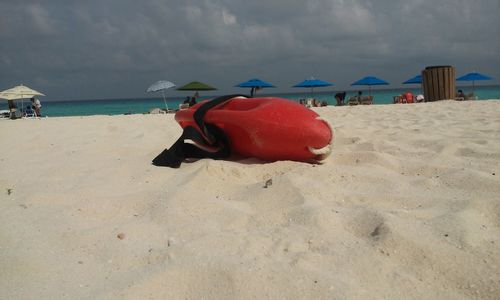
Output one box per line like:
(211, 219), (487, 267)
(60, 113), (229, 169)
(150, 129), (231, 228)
(369, 86), (371, 96)
(162, 90), (168, 111)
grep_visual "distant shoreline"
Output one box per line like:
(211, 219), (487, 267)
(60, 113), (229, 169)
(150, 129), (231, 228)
(15, 84), (500, 103)
(2, 86), (500, 117)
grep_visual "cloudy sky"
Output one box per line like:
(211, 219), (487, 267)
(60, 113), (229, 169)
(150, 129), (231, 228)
(1, 0), (499, 101)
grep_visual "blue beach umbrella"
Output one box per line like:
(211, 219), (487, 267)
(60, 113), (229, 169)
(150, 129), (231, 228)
(235, 78), (275, 97)
(456, 72), (492, 94)
(293, 77), (333, 97)
(402, 75), (422, 84)
(146, 80), (176, 111)
(403, 74), (423, 94)
(351, 76), (389, 96)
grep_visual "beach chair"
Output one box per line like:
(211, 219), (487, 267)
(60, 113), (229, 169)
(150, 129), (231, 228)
(306, 98), (320, 108)
(360, 96), (373, 105)
(347, 96), (359, 106)
(465, 93), (477, 100)
(0, 109), (10, 118)
(179, 103), (190, 110)
(24, 106), (36, 118)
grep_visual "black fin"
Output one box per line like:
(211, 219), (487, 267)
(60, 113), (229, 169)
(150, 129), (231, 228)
(152, 94), (246, 168)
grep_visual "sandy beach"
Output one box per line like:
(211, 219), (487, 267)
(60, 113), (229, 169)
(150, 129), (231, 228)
(1, 100), (499, 299)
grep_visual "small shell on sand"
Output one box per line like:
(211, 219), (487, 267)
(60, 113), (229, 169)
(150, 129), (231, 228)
(117, 233), (125, 240)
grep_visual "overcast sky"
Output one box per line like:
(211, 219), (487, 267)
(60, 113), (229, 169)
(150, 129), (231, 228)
(1, 0), (499, 100)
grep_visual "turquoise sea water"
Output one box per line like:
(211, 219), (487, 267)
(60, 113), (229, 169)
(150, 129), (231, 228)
(2, 85), (500, 117)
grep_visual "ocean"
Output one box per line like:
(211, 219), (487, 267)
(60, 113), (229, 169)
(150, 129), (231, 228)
(2, 85), (500, 117)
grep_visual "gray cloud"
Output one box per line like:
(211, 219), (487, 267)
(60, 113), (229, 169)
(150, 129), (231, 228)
(0, 0), (499, 100)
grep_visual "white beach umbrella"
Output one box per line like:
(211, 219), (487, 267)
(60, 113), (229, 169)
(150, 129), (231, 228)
(0, 92), (19, 118)
(146, 80), (176, 111)
(0, 92), (19, 100)
(0, 84), (45, 99)
(0, 84), (45, 113)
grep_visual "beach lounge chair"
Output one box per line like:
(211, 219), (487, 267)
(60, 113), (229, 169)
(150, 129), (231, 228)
(466, 93), (477, 100)
(347, 96), (359, 106)
(360, 96), (373, 105)
(24, 106), (36, 118)
(0, 109), (10, 118)
(306, 98), (319, 108)
(179, 103), (190, 110)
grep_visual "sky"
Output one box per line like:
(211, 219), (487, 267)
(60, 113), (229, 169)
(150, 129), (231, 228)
(1, 0), (499, 101)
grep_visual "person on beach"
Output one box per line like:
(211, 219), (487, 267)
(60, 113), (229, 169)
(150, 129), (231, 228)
(357, 91), (362, 102)
(31, 97), (41, 117)
(249, 87), (262, 97)
(335, 91), (346, 106)
(8, 100), (17, 119)
(179, 96), (191, 109)
(189, 97), (197, 107)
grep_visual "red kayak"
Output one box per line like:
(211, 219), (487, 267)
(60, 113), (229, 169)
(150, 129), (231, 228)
(153, 95), (333, 167)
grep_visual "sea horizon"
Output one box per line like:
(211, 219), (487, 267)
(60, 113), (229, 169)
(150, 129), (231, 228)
(29, 83), (500, 103)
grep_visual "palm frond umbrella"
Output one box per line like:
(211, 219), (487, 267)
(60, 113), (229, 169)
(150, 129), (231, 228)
(293, 77), (333, 97)
(456, 72), (492, 95)
(0, 84), (45, 115)
(235, 78), (275, 97)
(351, 76), (389, 96)
(146, 80), (175, 111)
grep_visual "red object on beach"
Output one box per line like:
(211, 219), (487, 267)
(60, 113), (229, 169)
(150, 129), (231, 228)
(404, 92), (414, 103)
(175, 96), (333, 162)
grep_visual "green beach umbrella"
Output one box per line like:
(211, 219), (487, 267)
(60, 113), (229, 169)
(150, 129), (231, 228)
(176, 81), (217, 91)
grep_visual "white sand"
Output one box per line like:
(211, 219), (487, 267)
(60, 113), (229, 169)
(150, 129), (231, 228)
(1, 100), (499, 299)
